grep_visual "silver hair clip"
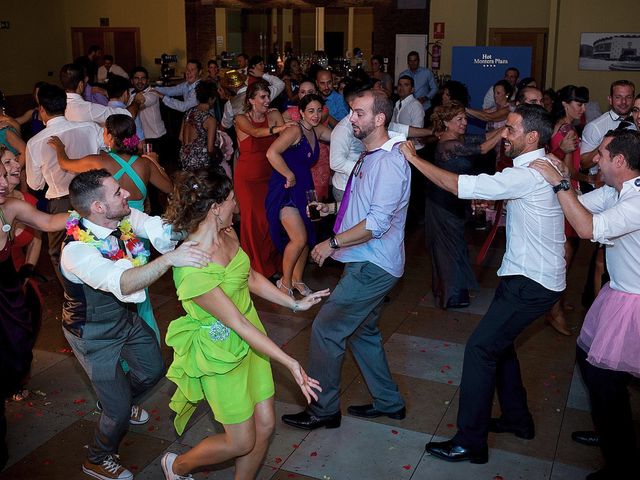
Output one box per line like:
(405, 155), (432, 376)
(2, 224), (10, 233)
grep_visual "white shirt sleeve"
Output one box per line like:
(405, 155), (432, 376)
(482, 86), (495, 110)
(25, 141), (45, 191)
(580, 186), (640, 245)
(330, 122), (359, 176)
(580, 121), (601, 154)
(61, 243), (145, 303)
(263, 74), (285, 100)
(458, 167), (541, 201)
(128, 208), (177, 254)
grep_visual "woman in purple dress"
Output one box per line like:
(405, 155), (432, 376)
(265, 94), (331, 297)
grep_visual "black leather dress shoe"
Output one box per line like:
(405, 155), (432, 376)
(572, 430), (600, 447)
(347, 404), (406, 419)
(425, 439), (488, 464)
(281, 410), (341, 430)
(489, 417), (535, 439)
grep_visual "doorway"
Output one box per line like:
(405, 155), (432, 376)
(71, 28), (140, 75)
(489, 28), (548, 88)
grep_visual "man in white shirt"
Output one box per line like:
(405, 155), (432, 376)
(130, 66), (166, 143)
(402, 104), (564, 464)
(25, 83), (103, 281)
(152, 59), (201, 113)
(580, 80), (636, 175)
(392, 75), (425, 151)
(530, 129), (640, 480)
(61, 169), (210, 480)
(236, 53), (249, 76)
(97, 55), (129, 84)
(60, 63), (137, 126)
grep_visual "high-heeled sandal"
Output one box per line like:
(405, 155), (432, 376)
(277, 279), (294, 297)
(292, 281), (313, 297)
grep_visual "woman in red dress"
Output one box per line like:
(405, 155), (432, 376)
(234, 81), (291, 278)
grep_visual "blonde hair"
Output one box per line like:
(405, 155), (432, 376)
(430, 101), (465, 133)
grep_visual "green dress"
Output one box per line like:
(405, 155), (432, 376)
(166, 248), (274, 434)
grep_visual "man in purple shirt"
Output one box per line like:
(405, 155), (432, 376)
(282, 89), (411, 430)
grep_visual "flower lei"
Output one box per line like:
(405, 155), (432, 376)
(65, 211), (150, 266)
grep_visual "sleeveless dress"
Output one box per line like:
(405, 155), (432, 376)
(110, 152), (159, 342)
(180, 107), (214, 171)
(166, 248), (274, 433)
(285, 107), (331, 200)
(234, 117), (281, 278)
(0, 235), (41, 399)
(265, 126), (319, 252)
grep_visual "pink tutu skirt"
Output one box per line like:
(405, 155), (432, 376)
(577, 283), (640, 378)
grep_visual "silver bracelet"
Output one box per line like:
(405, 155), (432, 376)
(292, 301), (301, 313)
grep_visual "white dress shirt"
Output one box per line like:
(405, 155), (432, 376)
(221, 74), (285, 129)
(65, 92), (131, 126)
(97, 64), (129, 83)
(25, 116), (103, 198)
(458, 148), (566, 291)
(128, 87), (167, 139)
(155, 80), (200, 112)
(579, 176), (640, 294)
(580, 110), (638, 155)
(61, 209), (176, 303)
(392, 94), (425, 149)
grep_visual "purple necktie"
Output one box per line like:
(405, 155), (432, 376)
(333, 151), (367, 234)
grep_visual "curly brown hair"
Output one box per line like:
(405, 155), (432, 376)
(430, 100), (465, 133)
(163, 168), (232, 234)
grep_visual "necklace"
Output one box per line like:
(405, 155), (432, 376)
(299, 120), (313, 131)
(65, 211), (150, 266)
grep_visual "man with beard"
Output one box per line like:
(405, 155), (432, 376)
(401, 104), (565, 464)
(60, 170), (210, 480)
(282, 90), (410, 430)
(316, 69), (349, 127)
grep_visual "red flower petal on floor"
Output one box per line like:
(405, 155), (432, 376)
(420, 349), (427, 352)
(130, 465), (138, 471)
(447, 423), (454, 428)
(403, 465), (412, 470)
(43, 459), (53, 465)
(288, 474), (297, 478)
(73, 398), (86, 404)
(150, 409), (159, 414)
(147, 425), (155, 431)
(391, 429), (398, 435)
(155, 416), (161, 421)
(444, 343), (450, 347)
(292, 444), (299, 449)
(494, 476), (504, 480)
(76, 410), (86, 416)
(275, 457), (283, 463)
(14, 413), (23, 419)
(310, 451), (318, 457)
(35, 411), (44, 417)
(447, 380), (453, 384)
(27, 402), (34, 407)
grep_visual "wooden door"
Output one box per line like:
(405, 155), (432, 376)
(489, 28), (547, 88)
(71, 28), (141, 74)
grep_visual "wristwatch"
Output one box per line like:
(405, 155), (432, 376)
(329, 236), (340, 249)
(553, 179), (571, 193)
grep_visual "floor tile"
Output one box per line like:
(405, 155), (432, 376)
(566, 365), (590, 412)
(415, 442), (552, 479)
(550, 461), (593, 480)
(29, 348), (69, 377)
(555, 407), (603, 471)
(260, 311), (314, 349)
(395, 306), (481, 345)
(384, 333), (465, 386)
(282, 415), (430, 480)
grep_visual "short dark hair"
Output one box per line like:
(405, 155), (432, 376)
(516, 86), (542, 105)
(506, 67), (520, 77)
(356, 89), (393, 127)
(106, 75), (130, 99)
(407, 51), (420, 60)
(60, 63), (85, 91)
(442, 80), (470, 107)
(603, 129), (640, 171)
(195, 80), (218, 104)
(87, 45), (101, 55)
(69, 169), (112, 217)
(298, 93), (325, 112)
(187, 59), (202, 71)
(248, 55), (264, 69)
(514, 104), (553, 147)
(37, 83), (67, 115)
(237, 53), (248, 61)
(130, 66), (148, 78)
(610, 79), (635, 97)
(103, 54), (114, 63)
(342, 78), (370, 103)
(207, 59), (218, 67)
(397, 75), (415, 89)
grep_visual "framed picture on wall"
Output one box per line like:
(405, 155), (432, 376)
(579, 32), (640, 71)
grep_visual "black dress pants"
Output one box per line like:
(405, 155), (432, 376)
(453, 275), (561, 450)
(577, 345), (637, 476)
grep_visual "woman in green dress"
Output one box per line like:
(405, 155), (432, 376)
(161, 168), (329, 480)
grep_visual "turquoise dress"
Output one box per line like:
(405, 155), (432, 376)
(110, 152), (159, 342)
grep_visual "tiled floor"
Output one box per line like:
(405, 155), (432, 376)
(2, 224), (639, 480)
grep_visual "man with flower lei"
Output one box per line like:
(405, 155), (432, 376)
(59, 169), (211, 480)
